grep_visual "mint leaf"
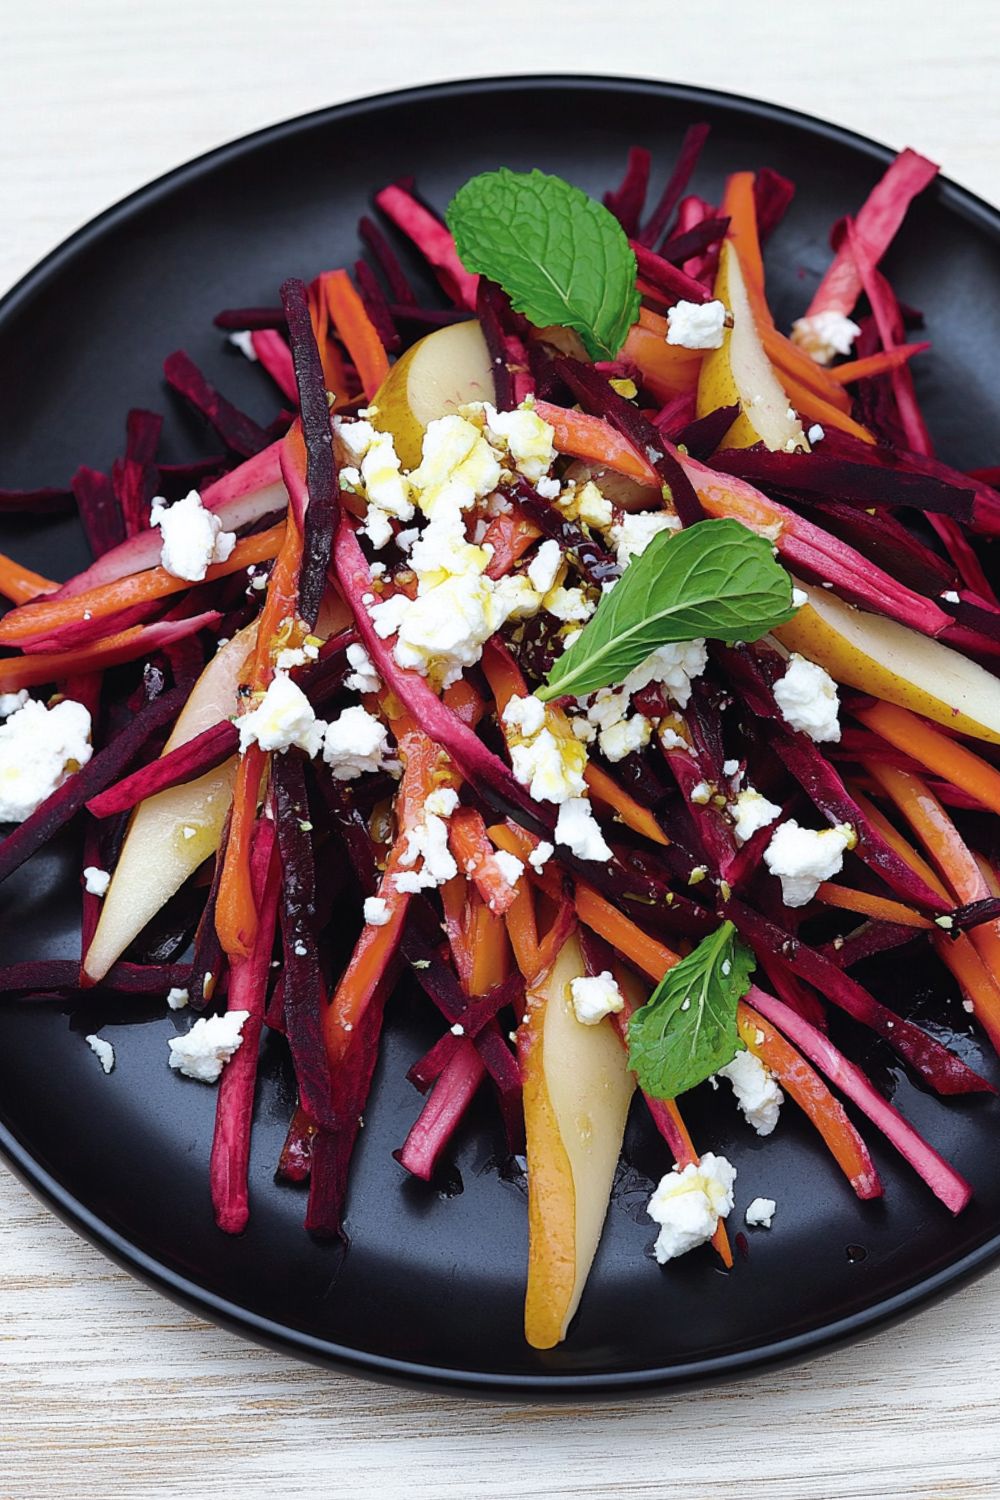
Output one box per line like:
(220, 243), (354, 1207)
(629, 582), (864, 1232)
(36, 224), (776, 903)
(446, 169), (640, 361)
(536, 517), (795, 703)
(627, 922), (756, 1100)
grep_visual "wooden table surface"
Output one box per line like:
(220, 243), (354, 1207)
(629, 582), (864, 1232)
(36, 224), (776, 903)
(3, 3), (1000, 1496)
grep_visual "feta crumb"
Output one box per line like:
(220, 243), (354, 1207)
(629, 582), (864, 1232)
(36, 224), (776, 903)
(722, 759), (740, 777)
(807, 423), (825, 444)
(555, 797), (613, 862)
(166, 987), (190, 1010)
(773, 653), (841, 743)
(647, 1153), (737, 1262)
(745, 1196), (777, 1228)
(484, 403), (556, 481)
(527, 538), (563, 595)
(503, 694), (547, 739)
(492, 849), (525, 890)
(361, 431), (413, 519)
(659, 725), (688, 751)
(393, 801), (459, 894)
(423, 787), (459, 819)
(238, 673), (324, 757)
(569, 971), (625, 1025)
(322, 705), (392, 780)
(336, 418), (378, 460)
(0, 697), (93, 823)
(82, 866), (111, 898)
(729, 787), (782, 846)
(167, 1010), (250, 1083)
(543, 585), (594, 623)
(941, 590), (960, 604)
(665, 298), (727, 350)
(623, 638), (708, 710)
(85, 1034), (115, 1074)
(764, 819), (852, 906)
(689, 780), (713, 805)
(450, 1023), (465, 1036)
(609, 510), (680, 568)
(718, 1049), (784, 1135)
(535, 476), (561, 500)
(791, 310), (861, 365)
(599, 714), (652, 763)
(344, 642), (381, 694)
(228, 329), (257, 360)
(150, 490), (236, 582)
(528, 840), (554, 873)
(0, 690), (28, 718)
(510, 728), (587, 805)
(363, 896), (391, 927)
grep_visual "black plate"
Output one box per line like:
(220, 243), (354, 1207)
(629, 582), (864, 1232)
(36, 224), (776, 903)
(3, 75), (1000, 1396)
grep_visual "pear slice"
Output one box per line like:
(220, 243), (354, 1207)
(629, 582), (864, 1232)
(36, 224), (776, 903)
(697, 240), (807, 453)
(370, 319), (494, 469)
(83, 623), (257, 983)
(522, 935), (635, 1349)
(775, 581), (1000, 745)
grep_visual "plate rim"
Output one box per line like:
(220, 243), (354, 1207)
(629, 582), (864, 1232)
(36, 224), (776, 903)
(3, 71), (1000, 1395)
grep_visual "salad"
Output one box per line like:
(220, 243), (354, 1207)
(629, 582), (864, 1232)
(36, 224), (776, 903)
(2, 126), (1000, 1352)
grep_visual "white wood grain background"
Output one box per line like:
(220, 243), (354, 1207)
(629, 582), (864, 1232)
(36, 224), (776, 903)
(3, 3), (1000, 1496)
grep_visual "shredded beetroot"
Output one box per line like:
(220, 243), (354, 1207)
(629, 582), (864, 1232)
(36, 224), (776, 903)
(86, 720), (238, 819)
(72, 466), (126, 557)
(214, 307), (286, 331)
(164, 351), (272, 458)
(753, 168), (796, 244)
(353, 258), (401, 354)
(395, 1039), (485, 1181)
(374, 183), (479, 310)
(636, 123), (711, 249)
(513, 477), (619, 587)
(0, 486), (74, 516)
(603, 147), (652, 237)
(112, 409), (163, 537)
(358, 214), (418, 305)
(628, 241), (711, 305)
(1, 959), (190, 996)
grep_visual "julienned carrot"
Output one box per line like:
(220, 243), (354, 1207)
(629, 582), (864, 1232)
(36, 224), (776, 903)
(828, 344), (931, 384)
(0, 612), (220, 692)
(858, 700), (1000, 815)
(503, 875), (542, 979)
(321, 269), (391, 401)
(737, 1001), (881, 1198)
(440, 876), (474, 988)
(0, 552), (58, 604)
(774, 367), (877, 445)
(929, 931), (1000, 1055)
(483, 510), (541, 578)
(583, 762), (670, 846)
(576, 885), (679, 982)
(468, 891), (509, 995)
(815, 883), (934, 930)
(308, 278), (352, 405)
(620, 324), (703, 402)
(853, 791), (950, 900)
(0, 524), (286, 645)
(534, 400), (660, 487)
(325, 730), (452, 1060)
(449, 806), (521, 916)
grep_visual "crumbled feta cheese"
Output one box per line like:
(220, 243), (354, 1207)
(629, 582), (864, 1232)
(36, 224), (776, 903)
(0, 690), (28, 718)
(536, 476), (561, 500)
(790, 310), (861, 365)
(361, 431), (413, 519)
(624, 638), (709, 709)
(586, 687), (630, 732)
(344, 642), (381, 694)
(493, 849), (525, 890)
(150, 490), (236, 583)
(609, 510), (680, 568)
(424, 787), (460, 818)
(85, 1034), (115, 1074)
(527, 539), (563, 595)
(0, 697), (93, 823)
(336, 418), (378, 460)
(555, 797), (613, 862)
(723, 759), (740, 777)
(599, 714), (652, 763)
(360, 505), (394, 550)
(275, 646), (308, 671)
(510, 728), (587, 804)
(718, 1049), (784, 1135)
(764, 819), (852, 906)
(570, 971), (625, 1025)
(528, 840), (554, 873)
(322, 705), (392, 780)
(941, 590), (960, 604)
(729, 787), (782, 845)
(689, 780), (713, 805)
(503, 694), (547, 739)
(394, 804), (459, 894)
(807, 423), (825, 444)
(167, 1010), (250, 1083)
(773, 653), (841, 743)
(745, 1196), (777, 1228)
(659, 725), (688, 751)
(666, 298), (727, 350)
(543, 585), (594, 623)
(83, 866), (111, 898)
(450, 1023), (465, 1036)
(484, 403), (556, 481)
(227, 329), (257, 360)
(363, 896), (392, 927)
(237, 673), (324, 757)
(408, 413), (502, 517)
(647, 1153), (737, 1263)
(574, 481), (615, 530)
(166, 987), (190, 1010)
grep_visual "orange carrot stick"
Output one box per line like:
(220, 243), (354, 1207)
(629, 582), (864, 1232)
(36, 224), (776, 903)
(504, 878), (542, 980)
(0, 552), (58, 604)
(0, 524), (286, 645)
(321, 269), (390, 401)
(448, 806), (521, 916)
(534, 400), (660, 487)
(620, 324), (703, 403)
(0, 620), (211, 692)
(575, 885), (679, 982)
(853, 790), (950, 899)
(583, 762), (670, 847)
(483, 510), (541, 578)
(828, 344), (930, 384)
(858, 701), (1000, 815)
(814, 882), (934, 929)
(469, 891), (510, 995)
(214, 744), (265, 960)
(774, 367), (877, 444)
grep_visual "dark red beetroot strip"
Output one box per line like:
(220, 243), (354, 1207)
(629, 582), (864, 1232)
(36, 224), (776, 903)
(280, 278), (340, 629)
(407, 973), (525, 1091)
(807, 498), (956, 597)
(158, 456), (227, 492)
(186, 817), (231, 1011)
(659, 742), (739, 876)
(0, 685), (187, 888)
(386, 305), (472, 329)
(210, 816), (280, 1233)
(603, 147), (652, 237)
(164, 351), (271, 459)
(353, 259), (401, 353)
(112, 409), (163, 538)
(277, 1103), (317, 1181)
(747, 985), (970, 1214)
(273, 753), (338, 1134)
(214, 307), (286, 331)
(756, 952), (828, 1031)
(408, 1030), (464, 1093)
(726, 898), (992, 1096)
(753, 168), (795, 244)
(708, 447), (975, 521)
(359, 214), (418, 305)
(650, 391), (698, 436)
(820, 919), (925, 968)
(476, 280), (522, 411)
(628, 241), (711, 305)
(72, 466), (126, 557)
(512, 477), (620, 587)
(395, 1040), (486, 1182)
(555, 357), (706, 526)
(0, 487), (74, 516)
(1, 959), (190, 997)
(637, 123), (711, 249)
(658, 215), (730, 266)
(672, 404), (740, 461)
(86, 720), (239, 819)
